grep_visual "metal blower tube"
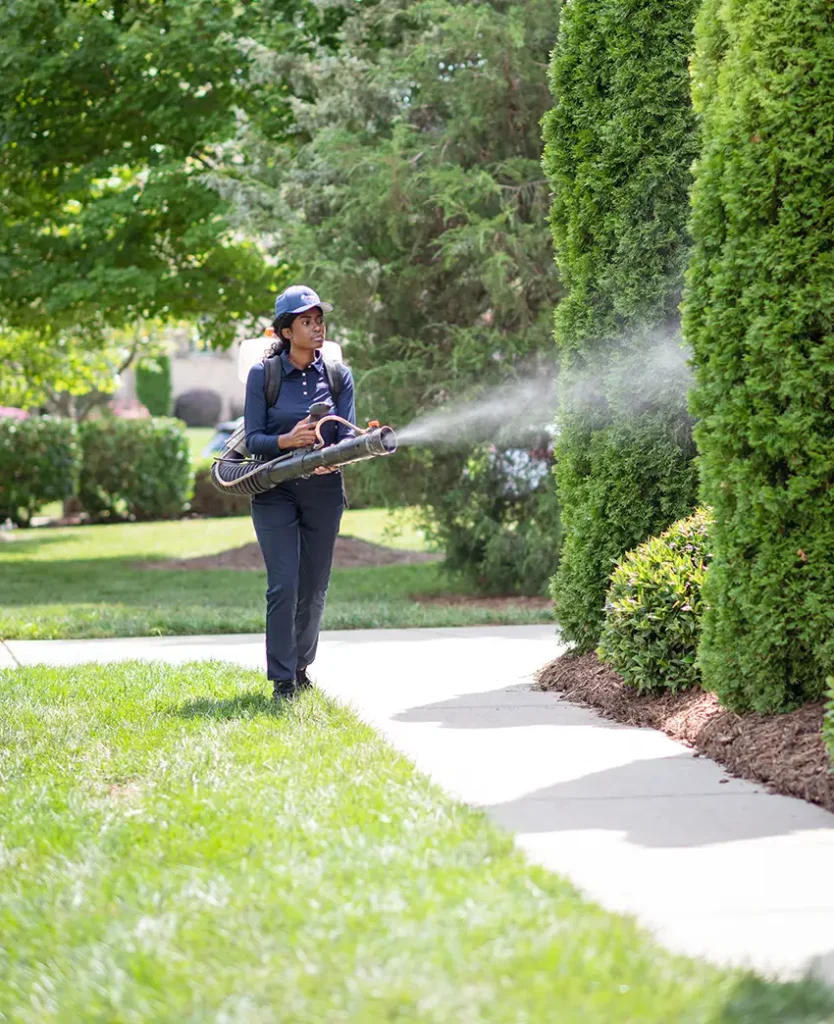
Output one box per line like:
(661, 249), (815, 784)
(263, 426), (397, 485)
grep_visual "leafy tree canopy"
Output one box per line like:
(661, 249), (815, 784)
(215, 0), (561, 488)
(0, 0), (348, 348)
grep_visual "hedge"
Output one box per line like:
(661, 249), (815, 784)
(683, 0), (834, 712)
(542, 0), (701, 651)
(598, 508), (712, 695)
(79, 417), (193, 521)
(0, 416), (80, 526)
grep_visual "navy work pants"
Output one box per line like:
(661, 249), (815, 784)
(251, 474), (344, 683)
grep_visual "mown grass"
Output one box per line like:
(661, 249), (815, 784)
(1, 660), (831, 1023)
(0, 513), (551, 640)
(186, 425), (216, 463)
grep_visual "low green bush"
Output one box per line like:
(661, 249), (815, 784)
(426, 441), (561, 596)
(79, 417), (193, 521)
(189, 458), (251, 518)
(597, 508), (713, 694)
(0, 416), (80, 527)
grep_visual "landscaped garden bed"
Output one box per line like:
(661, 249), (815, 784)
(537, 653), (834, 814)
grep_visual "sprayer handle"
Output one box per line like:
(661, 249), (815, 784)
(308, 402), (331, 424)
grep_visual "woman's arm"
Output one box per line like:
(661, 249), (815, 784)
(334, 365), (356, 442)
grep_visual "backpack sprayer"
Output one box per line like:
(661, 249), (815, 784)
(210, 401), (397, 497)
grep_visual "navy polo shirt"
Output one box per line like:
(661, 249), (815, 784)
(244, 350), (356, 459)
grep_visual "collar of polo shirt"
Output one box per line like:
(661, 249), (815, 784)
(280, 349), (325, 376)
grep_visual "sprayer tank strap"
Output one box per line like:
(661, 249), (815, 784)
(263, 354), (344, 409)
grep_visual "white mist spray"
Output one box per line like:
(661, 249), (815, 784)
(394, 329), (692, 449)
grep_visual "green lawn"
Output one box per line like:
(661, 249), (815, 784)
(1, 660), (830, 1022)
(186, 425), (216, 462)
(0, 513), (551, 639)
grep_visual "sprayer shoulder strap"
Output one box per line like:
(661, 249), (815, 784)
(263, 355), (283, 410)
(324, 360), (344, 402)
(262, 355), (344, 409)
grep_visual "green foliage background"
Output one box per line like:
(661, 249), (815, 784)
(214, 0), (563, 592)
(683, 0), (834, 712)
(542, 0), (700, 649)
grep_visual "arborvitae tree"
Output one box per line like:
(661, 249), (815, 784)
(135, 355), (172, 417)
(684, 0), (834, 712)
(542, 0), (700, 649)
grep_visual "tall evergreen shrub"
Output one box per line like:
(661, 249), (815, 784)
(542, 0), (700, 650)
(135, 355), (172, 417)
(683, 0), (834, 712)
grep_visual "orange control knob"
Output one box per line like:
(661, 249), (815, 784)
(367, 420), (380, 428)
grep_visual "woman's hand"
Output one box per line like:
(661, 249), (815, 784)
(313, 466), (339, 475)
(278, 416), (318, 450)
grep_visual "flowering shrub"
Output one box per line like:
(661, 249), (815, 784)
(597, 508), (713, 694)
(0, 407), (29, 421)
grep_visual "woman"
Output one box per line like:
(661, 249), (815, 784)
(244, 285), (355, 701)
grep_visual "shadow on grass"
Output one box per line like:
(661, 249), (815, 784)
(0, 558), (261, 607)
(0, 533), (79, 553)
(174, 691), (294, 720)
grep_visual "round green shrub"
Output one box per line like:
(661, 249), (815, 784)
(79, 417), (193, 521)
(598, 508), (713, 694)
(0, 416), (80, 526)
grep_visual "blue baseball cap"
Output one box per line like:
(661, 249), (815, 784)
(274, 285), (334, 319)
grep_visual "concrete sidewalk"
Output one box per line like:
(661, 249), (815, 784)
(4, 625), (834, 983)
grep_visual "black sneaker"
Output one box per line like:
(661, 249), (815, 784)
(272, 679), (296, 701)
(295, 666), (313, 690)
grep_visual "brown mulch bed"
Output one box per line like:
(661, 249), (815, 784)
(536, 652), (834, 815)
(138, 536), (444, 572)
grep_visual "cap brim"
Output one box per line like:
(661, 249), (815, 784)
(291, 300), (334, 314)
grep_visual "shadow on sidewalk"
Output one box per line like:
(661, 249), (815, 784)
(393, 687), (624, 730)
(484, 755), (833, 848)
